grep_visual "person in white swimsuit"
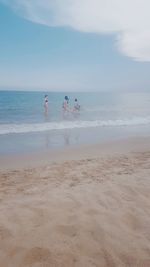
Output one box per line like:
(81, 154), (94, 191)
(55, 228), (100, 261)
(73, 98), (80, 112)
(62, 96), (70, 118)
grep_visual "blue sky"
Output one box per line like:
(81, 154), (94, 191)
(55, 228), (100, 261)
(0, 1), (150, 91)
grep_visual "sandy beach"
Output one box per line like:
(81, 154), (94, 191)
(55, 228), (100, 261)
(0, 137), (150, 267)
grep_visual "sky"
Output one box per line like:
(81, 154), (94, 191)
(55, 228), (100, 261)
(0, 0), (150, 91)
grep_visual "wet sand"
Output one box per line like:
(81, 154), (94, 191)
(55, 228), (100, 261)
(0, 137), (150, 266)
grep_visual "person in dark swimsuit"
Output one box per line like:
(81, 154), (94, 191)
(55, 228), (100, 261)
(44, 95), (48, 114)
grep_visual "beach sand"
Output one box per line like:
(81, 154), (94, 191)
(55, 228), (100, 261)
(0, 137), (150, 266)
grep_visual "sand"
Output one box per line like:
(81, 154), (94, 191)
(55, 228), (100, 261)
(0, 137), (150, 267)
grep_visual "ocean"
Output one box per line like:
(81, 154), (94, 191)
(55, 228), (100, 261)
(0, 90), (150, 154)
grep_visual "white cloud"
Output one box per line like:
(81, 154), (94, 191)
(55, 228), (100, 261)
(117, 30), (150, 61)
(2, 0), (150, 61)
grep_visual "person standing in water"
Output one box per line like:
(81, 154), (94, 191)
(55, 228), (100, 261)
(62, 96), (69, 118)
(44, 94), (48, 114)
(72, 98), (80, 118)
(73, 98), (80, 112)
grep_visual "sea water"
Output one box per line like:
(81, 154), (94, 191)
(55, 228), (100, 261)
(0, 90), (150, 154)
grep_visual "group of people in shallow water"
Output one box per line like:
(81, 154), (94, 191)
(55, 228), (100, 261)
(44, 95), (80, 117)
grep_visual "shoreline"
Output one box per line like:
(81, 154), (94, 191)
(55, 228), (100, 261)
(1, 123), (150, 157)
(0, 135), (150, 171)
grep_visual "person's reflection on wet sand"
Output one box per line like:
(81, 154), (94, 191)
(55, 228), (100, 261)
(43, 105), (51, 149)
(63, 129), (70, 146)
(45, 131), (51, 149)
(44, 111), (50, 122)
(74, 131), (79, 144)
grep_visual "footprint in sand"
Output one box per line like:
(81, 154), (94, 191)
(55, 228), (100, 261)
(86, 208), (99, 216)
(122, 212), (142, 231)
(102, 248), (117, 267)
(0, 225), (13, 240)
(22, 247), (54, 267)
(56, 224), (77, 238)
(118, 252), (139, 266)
(22, 247), (77, 267)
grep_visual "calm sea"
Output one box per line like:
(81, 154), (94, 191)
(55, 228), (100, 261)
(0, 90), (150, 154)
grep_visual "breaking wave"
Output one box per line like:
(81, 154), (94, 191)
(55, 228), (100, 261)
(0, 117), (150, 135)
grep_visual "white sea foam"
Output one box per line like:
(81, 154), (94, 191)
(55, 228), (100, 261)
(0, 117), (150, 135)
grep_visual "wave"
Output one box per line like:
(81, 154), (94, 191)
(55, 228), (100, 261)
(0, 117), (150, 135)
